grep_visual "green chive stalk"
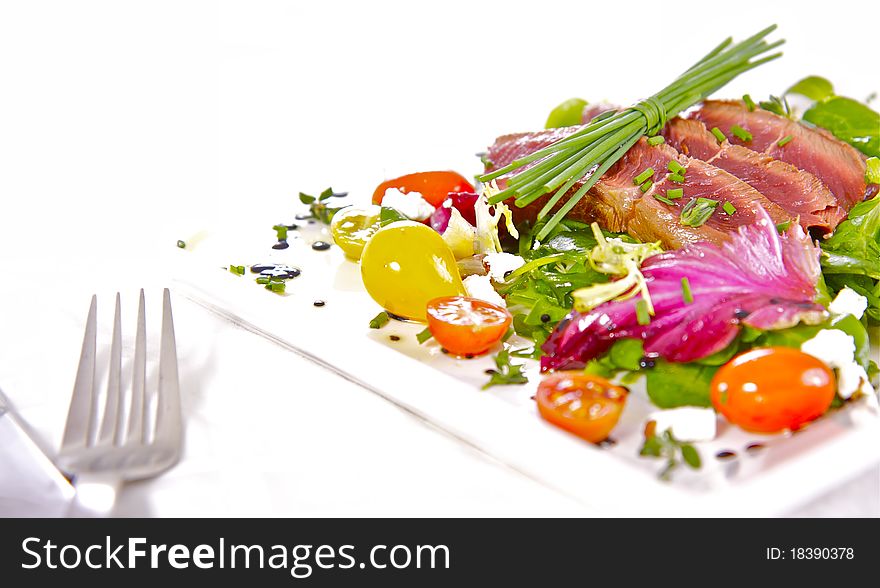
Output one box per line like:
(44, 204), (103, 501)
(480, 25), (784, 240)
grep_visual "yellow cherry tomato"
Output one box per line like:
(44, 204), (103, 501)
(330, 205), (382, 260)
(361, 221), (466, 320)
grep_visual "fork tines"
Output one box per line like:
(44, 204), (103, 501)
(60, 289), (181, 458)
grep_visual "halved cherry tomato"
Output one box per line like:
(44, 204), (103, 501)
(710, 347), (835, 434)
(426, 296), (511, 356)
(372, 171), (475, 207)
(536, 372), (628, 443)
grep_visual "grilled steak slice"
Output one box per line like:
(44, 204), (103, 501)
(485, 130), (795, 249)
(663, 117), (842, 232)
(693, 100), (874, 213)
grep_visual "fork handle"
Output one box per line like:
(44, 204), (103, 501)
(66, 474), (121, 518)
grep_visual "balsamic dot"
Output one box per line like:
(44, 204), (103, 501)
(312, 240), (331, 251)
(389, 335), (401, 342)
(540, 313), (551, 323)
(313, 300), (326, 307)
(745, 443), (766, 454)
(715, 450), (737, 461)
(504, 270), (513, 278)
(484, 369), (497, 375)
(286, 224), (299, 230)
(440, 348), (449, 355)
(638, 357), (656, 369)
(464, 353), (474, 359)
(272, 241), (290, 250)
(733, 309), (749, 320)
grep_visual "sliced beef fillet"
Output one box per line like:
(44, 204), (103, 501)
(693, 100), (876, 213)
(485, 130), (795, 249)
(663, 117), (843, 232)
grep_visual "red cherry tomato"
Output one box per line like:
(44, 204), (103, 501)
(710, 347), (836, 434)
(372, 171), (475, 208)
(536, 372), (628, 443)
(425, 296), (511, 357)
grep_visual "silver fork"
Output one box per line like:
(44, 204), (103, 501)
(57, 288), (182, 516)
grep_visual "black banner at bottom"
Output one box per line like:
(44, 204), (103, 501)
(0, 518), (875, 584)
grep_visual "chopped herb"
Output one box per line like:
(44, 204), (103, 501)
(680, 197), (719, 227)
(647, 136), (665, 146)
(299, 187), (350, 224)
(681, 277), (694, 304)
(272, 224), (288, 240)
(639, 427), (702, 481)
(634, 168), (655, 185)
(416, 328), (433, 344)
(775, 220), (792, 233)
(777, 135), (793, 148)
(722, 201), (737, 215)
(710, 127), (726, 143)
(669, 173), (685, 184)
(654, 193), (675, 205)
(369, 311), (390, 329)
(667, 160), (686, 175)
(266, 280), (286, 293)
(743, 94), (756, 111)
(731, 125), (753, 142)
(866, 157), (880, 184)
(639, 179), (653, 193)
(636, 299), (651, 325)
(482, 349), (529, 390)
(666, 188), (683, 200)
(255, 276), (270, 284)
(176, 240), (186, 249)
(229, 265), (245, 276)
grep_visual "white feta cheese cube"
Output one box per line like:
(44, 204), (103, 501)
(381, 188), (435, 221)
(484, 252), (526, 281)
(463, 274), (506, 308)
(800, 329), (855, 370)
(648, 407), (717, 442)
(828, 287), (868, 320)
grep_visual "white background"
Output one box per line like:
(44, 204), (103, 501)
(0, 1), (877, 515)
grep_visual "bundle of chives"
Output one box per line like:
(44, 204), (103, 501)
(480, 25), (784, 241)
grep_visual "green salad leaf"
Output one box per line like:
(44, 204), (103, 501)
(786, 75), (834, 102)
(483, 349), (529, 390)
(803, 96), (880, 157)
(501, 219), (611, 346)
(820, 195), (880, 322)
(645, 360), (716, 408)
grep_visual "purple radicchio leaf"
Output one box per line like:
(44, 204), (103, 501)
(540, 209), (828, 371)
(429, 192), (479, 233)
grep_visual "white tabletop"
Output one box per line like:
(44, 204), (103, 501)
(1, 0), (877, 516)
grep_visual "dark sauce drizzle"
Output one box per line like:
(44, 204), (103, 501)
(312, 241), (331, 251)
(250, 264), (301, 279)
(715, 450), (737, 461)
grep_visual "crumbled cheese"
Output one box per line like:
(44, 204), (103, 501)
(800, 329), (855, 370)
(441, 208), (477, 260)
(463, 274), (506, 308)
(837, 362), (874, 400)
(381, 188), (435, 221)
(484, 252), (525, 281)
(828, 287), (868, 320)
(648, 407), (717, 442)
(801, 329), (876, 402)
